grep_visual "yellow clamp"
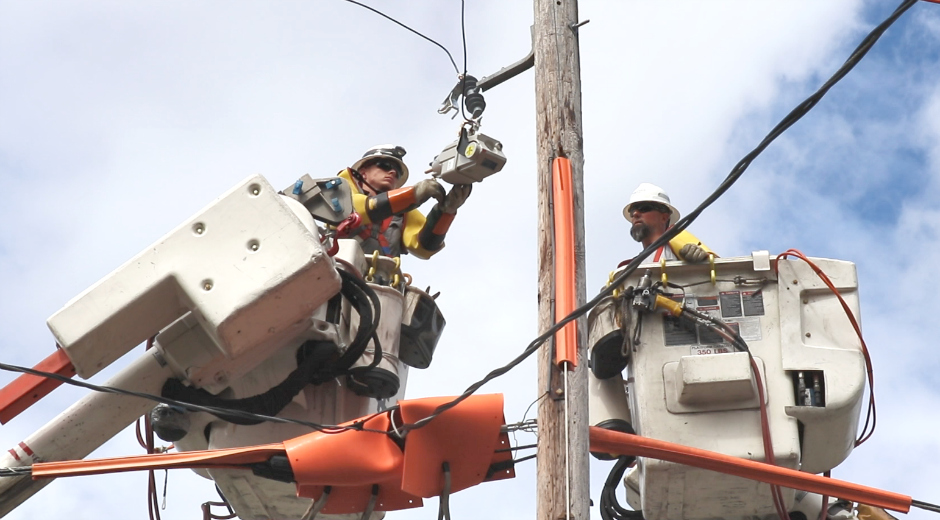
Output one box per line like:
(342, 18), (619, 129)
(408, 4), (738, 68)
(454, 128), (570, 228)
(389, 257), (402, 287)
(709, 252), (716, 285)
(609, 271), (620, 297)
(365, 250), (380, 283)
(660, 256), (668, 287)
(654, 294), (684, 317)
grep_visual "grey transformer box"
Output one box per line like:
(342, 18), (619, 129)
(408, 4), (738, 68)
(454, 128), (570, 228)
(427, 129), (507, 185)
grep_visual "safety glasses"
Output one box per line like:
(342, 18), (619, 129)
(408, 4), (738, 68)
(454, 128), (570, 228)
(629, 203), (669, 215)
(369, 160), (402, 178)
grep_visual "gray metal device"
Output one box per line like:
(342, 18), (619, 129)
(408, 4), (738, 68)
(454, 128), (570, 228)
(427, 129), (507, 185)
(280, 174), (353, 225)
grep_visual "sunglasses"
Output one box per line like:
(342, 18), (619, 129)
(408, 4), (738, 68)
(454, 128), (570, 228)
(630, 203), (669, 214)
(369, 160), (402, 178)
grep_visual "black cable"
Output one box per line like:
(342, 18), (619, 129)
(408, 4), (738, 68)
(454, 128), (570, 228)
(336, 269), (382, 369)
(0, 360), (389, 434)
(495, 443), (537, 453)
(512, 454), (536, 465)
(0, 467), (32, 477)
(458, 0), (470, 123)
(394, 0), (918, 434)
(913, 500), (940, 514)
(1, 1), (916, 438)
(342, 0), (459, 74)
(600, 456), (642, 520)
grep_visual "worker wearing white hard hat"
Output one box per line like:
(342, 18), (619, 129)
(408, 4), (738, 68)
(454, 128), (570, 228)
(621, 183), (714, 264)
(339, 144), (472, 259)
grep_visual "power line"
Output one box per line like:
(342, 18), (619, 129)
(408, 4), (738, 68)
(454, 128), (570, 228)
(0, 360), (388, 435)
(0, 0), (919, 439)
(395, 0), (919, 434)
(342, 0), (460, 74)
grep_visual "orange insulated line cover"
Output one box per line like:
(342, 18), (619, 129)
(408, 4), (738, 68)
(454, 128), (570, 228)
(552, 157), (578, 368)
(588, 427), (912, 513)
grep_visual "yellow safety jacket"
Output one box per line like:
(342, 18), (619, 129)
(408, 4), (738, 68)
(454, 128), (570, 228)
(339, 169), (445, 259)
(618, 229), (715, 267)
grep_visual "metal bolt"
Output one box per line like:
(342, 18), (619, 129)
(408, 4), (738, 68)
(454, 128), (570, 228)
(554, 388), (564, 396)
(252, 188), (259, 195)
(805, 332), (811, 338)
(802, 299), (808, 304)
(203, 282), (212, 291)
(792, 280), (798, 285)
(570, 19), (590, 30)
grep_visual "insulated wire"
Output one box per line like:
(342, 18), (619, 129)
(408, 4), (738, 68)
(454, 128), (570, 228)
(913, 500), (940, 514)
(0, 359), (390, 435)
(341, 0), (459, 74)
(458, 0), (471, 123)
(0, 0), (917, 442)
(393, 0), (919, 434)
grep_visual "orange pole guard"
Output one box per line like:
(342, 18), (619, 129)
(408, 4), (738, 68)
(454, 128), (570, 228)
(588, 427), (912, 513)
(0, 348), (76, 424)
(552, 157), (578, 368)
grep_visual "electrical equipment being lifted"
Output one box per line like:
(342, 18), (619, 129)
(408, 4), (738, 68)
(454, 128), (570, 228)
(426, 124), (507, 185)
(588, 251), (867, 520)
(0, 174), (453, 520)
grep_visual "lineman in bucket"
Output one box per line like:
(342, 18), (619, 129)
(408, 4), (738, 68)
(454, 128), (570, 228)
(339, 144), (471, 259)
(622, 183), (714, 264)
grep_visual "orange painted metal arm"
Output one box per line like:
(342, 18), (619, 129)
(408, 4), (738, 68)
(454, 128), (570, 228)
(552, 157), (578, 367)
(0, 348), (76, 424)
(588, 427), (912, 514)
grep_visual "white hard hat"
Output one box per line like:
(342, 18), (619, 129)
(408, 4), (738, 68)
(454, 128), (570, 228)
(351, 144), (410, 188)
(622, 183), (680, 226)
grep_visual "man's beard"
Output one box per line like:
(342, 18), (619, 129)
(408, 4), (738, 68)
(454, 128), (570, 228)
(630, 222), (650, 242)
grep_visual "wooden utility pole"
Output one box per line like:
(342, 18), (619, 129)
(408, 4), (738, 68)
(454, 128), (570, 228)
(534, 0), (589, 519)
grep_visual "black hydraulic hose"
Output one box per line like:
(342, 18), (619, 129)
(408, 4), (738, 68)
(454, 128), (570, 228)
(160, 269), (385, 425)
(335, 269), (383, 369)
(161, 342), (341, 425)
(600, 456), (643, 520)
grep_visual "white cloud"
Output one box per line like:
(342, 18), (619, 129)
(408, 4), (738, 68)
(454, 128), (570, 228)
(2, 1), (940, 519)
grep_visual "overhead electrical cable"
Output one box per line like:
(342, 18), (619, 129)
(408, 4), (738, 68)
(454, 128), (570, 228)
(394, 0), (919, 433)
(0, 0), (918, 437)
(0, 359), (389, 435)
(459, 0), (471, 122)
(341, 0), (460, 74)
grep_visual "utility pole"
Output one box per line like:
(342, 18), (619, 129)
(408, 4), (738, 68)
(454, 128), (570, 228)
(533, 0), (589, 519)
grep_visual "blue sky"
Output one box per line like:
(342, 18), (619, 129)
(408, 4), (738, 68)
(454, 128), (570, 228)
(2, 1), (940, 519)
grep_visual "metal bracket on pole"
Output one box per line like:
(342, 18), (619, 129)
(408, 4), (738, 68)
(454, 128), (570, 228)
(437, 27), (535, 119)
(477, 26), (535, 92)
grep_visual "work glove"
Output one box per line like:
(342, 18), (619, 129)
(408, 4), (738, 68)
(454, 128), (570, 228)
(439, 184), (472, 214)
(680, 243), (709, 263)
(414, 179), (446, 206)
